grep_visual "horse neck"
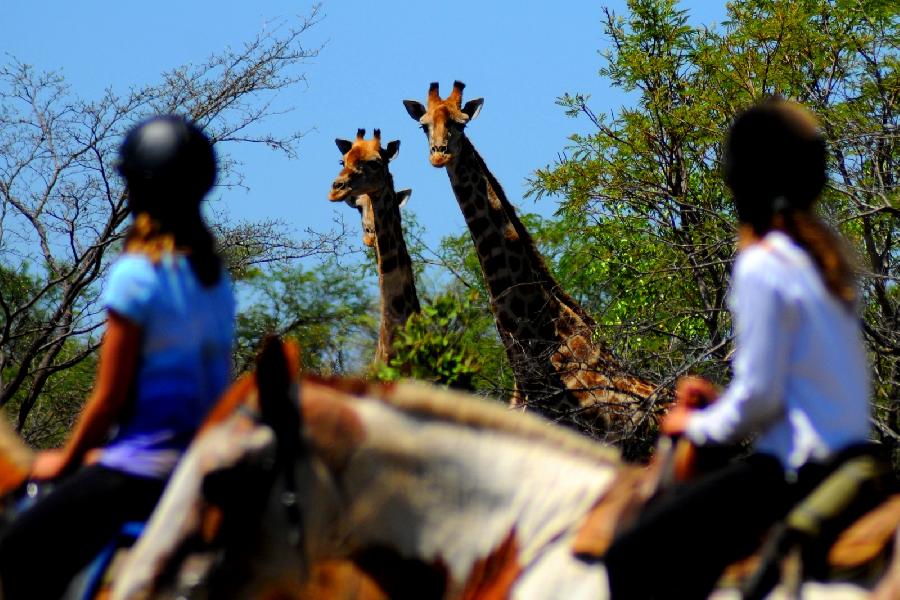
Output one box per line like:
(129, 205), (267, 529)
(307, 389), (619, 591)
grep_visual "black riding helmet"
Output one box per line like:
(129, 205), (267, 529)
(117, 115), (216, 217)
(724, 100), (826, 232)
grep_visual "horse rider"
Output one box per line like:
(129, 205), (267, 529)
(603, 99), (872, 599)
(0, 115), (235, 599)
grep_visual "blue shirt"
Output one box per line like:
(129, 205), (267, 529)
(98, 252), (235, 478)
(686, 231), (870, 471)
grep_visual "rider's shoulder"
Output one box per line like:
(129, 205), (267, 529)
(109, 252), (158, 282)
(735, 231), (805, 280)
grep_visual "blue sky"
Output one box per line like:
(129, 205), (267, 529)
(4, 1), (728, 262)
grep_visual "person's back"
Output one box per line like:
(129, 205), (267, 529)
(100, 251), (234, 477)
(739, 232), (868, 466)
(687, 230), (869, 471)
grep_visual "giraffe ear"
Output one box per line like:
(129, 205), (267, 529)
(335, 139), (353, 155)
(403, 100), (426, 122)
(396, 189), (412, 209)
(384, 140), (401, 162)
(462, 98), (484, 122)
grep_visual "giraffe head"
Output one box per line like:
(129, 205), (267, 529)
(344, 189), (412, 248)
(403, 81), (483, 168)
(329, 129), (401, 202)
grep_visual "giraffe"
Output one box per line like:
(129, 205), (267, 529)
(404, 81), (659, 444)
(329, 129), (421, 366)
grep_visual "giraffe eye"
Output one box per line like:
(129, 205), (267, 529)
(339, 160), (345, 166)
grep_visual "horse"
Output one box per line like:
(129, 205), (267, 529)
(0, 338), (897, 598)
(101, 338), (899, 599)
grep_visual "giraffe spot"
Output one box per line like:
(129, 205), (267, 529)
(391, 295), (408, 315)
(470, 216), (490, 237)
(518, 324), (540, 341)
(491, 277), (512, 296)
(497, 310), (518, 331)
(509, 296), (525, 317)
(484, 254), (507, 276)
(381, 255), (399, 273)
(527, 297), (549, 318)
(476, 231), (502, 256)
(397, 253), (413, 270)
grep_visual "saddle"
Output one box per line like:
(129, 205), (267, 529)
(572, 438), (900, 594)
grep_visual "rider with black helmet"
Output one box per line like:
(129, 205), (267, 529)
(0, 115), (235, 599)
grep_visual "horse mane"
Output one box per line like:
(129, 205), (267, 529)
(305, 375), (621, 467)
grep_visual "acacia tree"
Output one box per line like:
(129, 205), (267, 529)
(531, 0), (898, 446)
(233, 259), (377, 377)
(0, 6), (347, 432)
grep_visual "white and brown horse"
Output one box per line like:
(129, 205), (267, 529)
(1, 339), (897, 599)
(107, 340), (898, 599)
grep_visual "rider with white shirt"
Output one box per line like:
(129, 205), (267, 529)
(604, 99), (871, 600)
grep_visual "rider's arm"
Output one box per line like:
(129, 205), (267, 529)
(32, 255), (155, 480)
(31, 312), (141, 479)
(63, 311), (141, 464)
(685, 249), (795, 446)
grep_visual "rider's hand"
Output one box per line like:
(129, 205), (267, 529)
(675, 376), (718, 409)
(661, 403), (694, 436)
(662, 376), (719, 436)
(30, 449), (71, 481)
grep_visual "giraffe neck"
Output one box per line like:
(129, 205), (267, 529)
(446, 136), (594, 332)
(371, 179), (420, 364)
(445, 137), (657, 440)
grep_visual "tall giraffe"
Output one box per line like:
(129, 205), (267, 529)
(404, 82), (658, 442)
(329, 129), (420, 365)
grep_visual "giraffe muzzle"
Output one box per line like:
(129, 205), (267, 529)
(329, 179), (350, 201)
(430, 152), (452, 167)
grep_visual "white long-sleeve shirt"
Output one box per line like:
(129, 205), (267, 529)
(685, 231), (870, 472)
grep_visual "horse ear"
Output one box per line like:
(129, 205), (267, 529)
(256, 335), (302, 454)
(403, 100), (426, 122)
(335, 139), (353, 155)
(462, 98), (484, 122)
(396, 188), (412, 208)
(384, 140), (400, 162)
